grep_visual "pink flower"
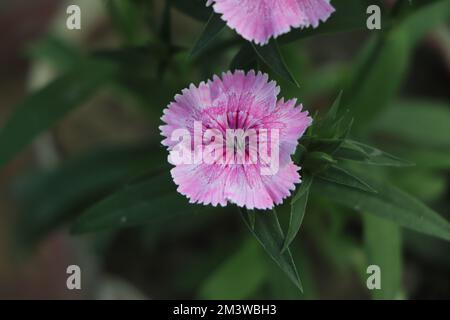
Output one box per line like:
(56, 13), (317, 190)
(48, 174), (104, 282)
(206, 0), (335, 45)
(160, 70), (312, 210)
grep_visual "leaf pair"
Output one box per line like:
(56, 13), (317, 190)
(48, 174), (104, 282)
(237, 161), (392, 293)
(240, 208), (303, 291)
(282, 159), (378, 256)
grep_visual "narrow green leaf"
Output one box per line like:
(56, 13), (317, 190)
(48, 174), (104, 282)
(334, 117), (354, 141)
(267, 247), (315, 299)
(394, 169), (446, 203)
(303, 137), (341, 154)
(364, 213), (402, 299)
(0, 60), (117, 168)
(299, 64), (347, 101)
(302, 151), (336, 174)
(252, 40), (298, 86)
(371, 100), (450, 149)
(401, 149), (450, 169)
(335, 140), (414, 167)
(282, 174), (312, 253)
(346, 32), (410, 127)
(318, 165), (377, 193)
(247, 210), (256, 231)
(240, 208), (303, 291)
(28, 36), (82, 70)
(346, 0), (450, 128)
(72, 172), (201, 233)
(292, 174), (312, 203)
(312, 177), (450, 241)
(316, 91), (353, 151)
(399, 0), (450, 46)
(323, 91), (343, 126)
(15, 145), (164, 245)
(190, 13), (226, 57)
(198, 238), (267, 299)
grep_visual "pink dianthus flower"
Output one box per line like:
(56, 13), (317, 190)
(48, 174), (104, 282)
(160, 70), (312, 210)
(206, 0), (335, 45)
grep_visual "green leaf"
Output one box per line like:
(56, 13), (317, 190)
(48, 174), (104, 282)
(316, 91), (353, 149)
(302, 151), (336, 174)
(0, 60), (117, 168)
(399, 0), (450, 46)
(302, 137), (341, 154)
(312, 177), (450, 241)
(332, 116), (354, 141)
(299, 64), (347, 101)
(28, 36), (82, 70)
(346, 0), (450, 128)
(267, 248), (315, 299)
(371, 100), (450, 149)
(247, 209), (256, 231)
(279, 0), (387, 44)
(322, 91), (343, 126)
(346, 32), (410, 127)
(252, 40), (298, 86)
(72, 172), (202, 233)
(335, 140), (414, 167)
(190, 13), (226, 57)
(172, 0), (211, 21)
(198, 238), (267, 299)
(282, 174), (312, 253)
(393, 169), (446, 203)
(15, 145), (164, 245)
(240, 208), (303, 291)
(364, 214), (402, 299)
(401, 149), (450, 169)
(318, 165), (377, 193)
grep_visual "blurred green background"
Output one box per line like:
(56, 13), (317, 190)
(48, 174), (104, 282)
(0, 0), (449, 299)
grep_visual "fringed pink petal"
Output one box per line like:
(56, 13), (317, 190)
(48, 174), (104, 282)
(208, 0), (335, 45)
(225, 163), (301, 210)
